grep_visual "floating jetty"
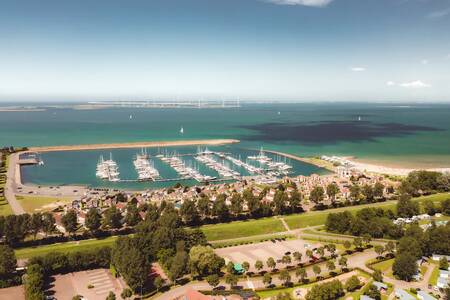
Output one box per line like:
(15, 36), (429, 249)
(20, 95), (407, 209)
(96, 154), (120, 182)
(160, 155), (216, 183)
(133, 149), (160, 181)
(195, 152), (240, 179)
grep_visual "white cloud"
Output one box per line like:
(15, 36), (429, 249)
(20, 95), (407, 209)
(421, 59), (429, 65)
(398, 80), (431, 88)
(350, 67), (366, 72)
(386, 80), (431, 88)
(265, 0), (334, 7)
(427, 8), (450, 19)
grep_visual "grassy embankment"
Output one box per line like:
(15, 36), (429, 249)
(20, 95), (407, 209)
(15, 236), (119, 259)
(16, 195), (72, 213)
(0, 154), (13, 216)
(14, 193), (450, 259)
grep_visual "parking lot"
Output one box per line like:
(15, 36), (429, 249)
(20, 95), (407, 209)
(215, 238), (323, 272)
(52, 268), (125, 300)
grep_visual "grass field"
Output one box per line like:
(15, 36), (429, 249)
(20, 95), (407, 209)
(428, 263), (440, 286)
(0, 154), (13, 216)
(16, 195), (72, 213)
(0, 199), (13, 216)
(14, 235), (118, 259)
(200, 217), (285, 241)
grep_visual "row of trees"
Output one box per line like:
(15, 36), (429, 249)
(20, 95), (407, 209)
(326, 207), (403, 239)
(400, 170), (450, 196)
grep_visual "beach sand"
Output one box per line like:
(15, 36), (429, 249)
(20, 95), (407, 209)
(29, 139), (240, 152)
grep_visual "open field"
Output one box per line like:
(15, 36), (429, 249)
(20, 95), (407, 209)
(15, 236), (118, 259)
(28, 138), (239, 152)
(16, 195), (72, 213)
(0, 154), (13, 216)
(200, 217), (285, 241)
(0, 200), (13, 216)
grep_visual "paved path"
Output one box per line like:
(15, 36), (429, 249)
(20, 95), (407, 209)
(5, 153), (25, 215)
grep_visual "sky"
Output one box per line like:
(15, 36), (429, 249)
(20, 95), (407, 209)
(0, 0), (449, 102)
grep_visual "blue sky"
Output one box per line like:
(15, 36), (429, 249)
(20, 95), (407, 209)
(0, 0), (449, 102)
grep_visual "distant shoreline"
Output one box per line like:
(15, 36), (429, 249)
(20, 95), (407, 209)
(28, 139), (240, 153)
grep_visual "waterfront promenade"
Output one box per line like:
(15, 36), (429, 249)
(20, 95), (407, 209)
(5, 153), (25, 214)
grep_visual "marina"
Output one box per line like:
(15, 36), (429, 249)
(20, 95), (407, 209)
(21, 145), (328, 189)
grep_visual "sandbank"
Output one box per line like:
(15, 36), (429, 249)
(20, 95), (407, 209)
(29, 139), (240, 153)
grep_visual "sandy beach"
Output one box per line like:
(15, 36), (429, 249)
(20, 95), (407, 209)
(29, 139), (240, 153)
(346, 158), (450, 176)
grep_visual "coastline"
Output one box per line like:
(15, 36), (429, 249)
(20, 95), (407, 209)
(345, 157), (450, 176)
(29, 139), (240, 153)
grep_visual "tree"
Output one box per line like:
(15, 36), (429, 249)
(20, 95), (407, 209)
(189, 246), (225, 277)
(230, 193), (243, 216)
(212, 196), (229, 221)
(29, 213), (42, 240)
(278, 270), (291, 286)
(372, 269), (383, 282)
(293, 251), (302, 264)
(350, 184), (361, 201)
(263, 273), (272, 287)
(62, 209), (78, 235)
(103, 206), (122, 230)
(206, 274), (220, 289)
(397, 194), (419, 218)
(169, 248), (189, 282)
(124, 204), (142, 227)
(365, 284), (381, 300)
(255, 260), (264, 272)
(440, 257), (449, 270)
(180, 199), (200, 225)
(373, 182), (385, 199)
(226, 261), (235, 274)
(316, 247), (325, 258)
(312, 265), (321, 278)
(345, 275), (361, 292)
(85, 208), (102, 233)
(41, 212), (56, 236)
(281, 255), (292, 265)
(310, 186), (325, 205)
(306, 249), (313, 259)
(362, 234), (372, 246)
(24, 264), (45, 300)
(326, 244), (337, 257)
(374, 245), (384, 257)
(296, 268), (307, 282)
(398, 237), (422, 259)
(242, 261), (250, 273)
(306, 279), (344, 300)
(267, 257), (276, 271)
(362, 184), (374, 202)
(225, 273), (238, 289)
(353, 237), (363, 249)
(326, 183), (340, 203)
(326, 260), (336, 274)
(197, 196), (211, 217)
(120, 288), (133, 299)
(392, 252), (418, 281)
(385, 241), (395, 255)
(112, 237), (149, 292)
(343, 240), (352, 252)
(338, 256), (347, 269)
(0, 245), (17, 279)
(106, 291), (116, 300)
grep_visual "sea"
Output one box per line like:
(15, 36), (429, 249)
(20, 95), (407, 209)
(1, 102), (450, 189)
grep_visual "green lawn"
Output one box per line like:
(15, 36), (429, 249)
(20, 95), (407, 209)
(200, 217), (285, 241)
(15, 236), (118, 259)
(0, 198), (13, 216)
(428, 264), (440, 286)
(16, 195), (72, 213)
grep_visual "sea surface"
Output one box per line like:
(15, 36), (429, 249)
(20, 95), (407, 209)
(2, 102), (450, 188)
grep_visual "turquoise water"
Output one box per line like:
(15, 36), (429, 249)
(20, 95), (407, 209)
(2, 102), (450, 175)
(20, 146), (327, 189)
